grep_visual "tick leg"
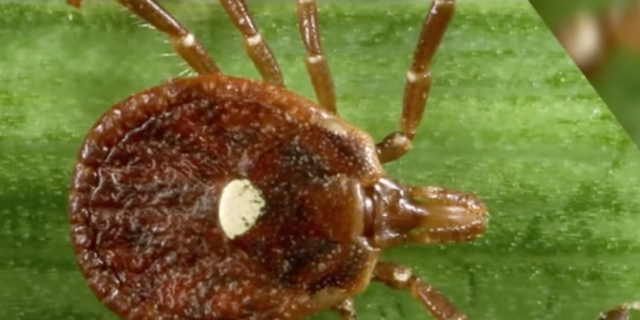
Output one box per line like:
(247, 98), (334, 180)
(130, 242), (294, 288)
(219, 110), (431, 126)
(331, 299), (357, 320)
(219, 0), (284, 86)
(373, 261), (467, 320)
(597, 302), (640, 320)
(377, 0), (455, 163)
(68, 0), (220, 75)
(296, 0), (337, 114)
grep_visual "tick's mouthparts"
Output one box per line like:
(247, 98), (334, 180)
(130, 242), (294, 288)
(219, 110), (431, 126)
(363, 177), (487, 248)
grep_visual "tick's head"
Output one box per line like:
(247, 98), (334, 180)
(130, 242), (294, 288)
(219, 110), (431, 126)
(364, 177), (488, 249)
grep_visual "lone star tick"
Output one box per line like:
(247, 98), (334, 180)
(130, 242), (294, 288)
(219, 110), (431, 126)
(66, 0), (488, 319)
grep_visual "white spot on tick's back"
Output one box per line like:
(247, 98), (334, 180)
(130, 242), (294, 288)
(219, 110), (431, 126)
(219, 179), (266, 239)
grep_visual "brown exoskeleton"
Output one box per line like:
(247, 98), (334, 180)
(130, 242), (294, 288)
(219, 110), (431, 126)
(66, 0), (488, 319)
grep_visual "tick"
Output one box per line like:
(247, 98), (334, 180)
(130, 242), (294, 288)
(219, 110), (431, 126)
(66, 0), (488, 319)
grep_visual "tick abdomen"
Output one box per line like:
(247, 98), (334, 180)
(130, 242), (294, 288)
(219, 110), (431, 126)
(69, 75), (382, 320)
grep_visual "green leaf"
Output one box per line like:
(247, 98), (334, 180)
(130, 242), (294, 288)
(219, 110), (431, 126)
(1, 1), (639, 320)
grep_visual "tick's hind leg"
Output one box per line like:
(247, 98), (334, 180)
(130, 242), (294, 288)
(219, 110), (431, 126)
(373, 261), (467, 320)
(597, 302), (640, 320)
(68, 0), (220, 75)
(296, 0), (337, 114)
(377, 0), (455, 163)
(219, 0), (284, 86)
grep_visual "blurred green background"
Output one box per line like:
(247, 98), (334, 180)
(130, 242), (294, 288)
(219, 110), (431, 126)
(1, 0), (640, 320)
(530, 0), (640, 146)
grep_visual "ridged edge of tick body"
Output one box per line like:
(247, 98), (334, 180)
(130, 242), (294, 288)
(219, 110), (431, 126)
(67, 74), (383, 319)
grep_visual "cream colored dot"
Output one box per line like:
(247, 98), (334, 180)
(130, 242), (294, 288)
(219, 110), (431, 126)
(406, 70), (419, 83)
(219, 179), (266, 239)
(307, 54), (323, 64)
(182, 33), (196, 47)
(391, 133), (410, 148)
(247, 34), (262, 46)
(393, 267), (412, 283)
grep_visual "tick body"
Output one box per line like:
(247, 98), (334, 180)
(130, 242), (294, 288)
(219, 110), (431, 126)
(67, 0), (488, 319)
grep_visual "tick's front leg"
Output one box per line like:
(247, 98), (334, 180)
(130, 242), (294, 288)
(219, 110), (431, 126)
(67, 0), (220, 75)
(296, 0), (337, 114)
(377, 0), (456, 164)
(219, 0), (284, 86)
(373, 261), (467, 320)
